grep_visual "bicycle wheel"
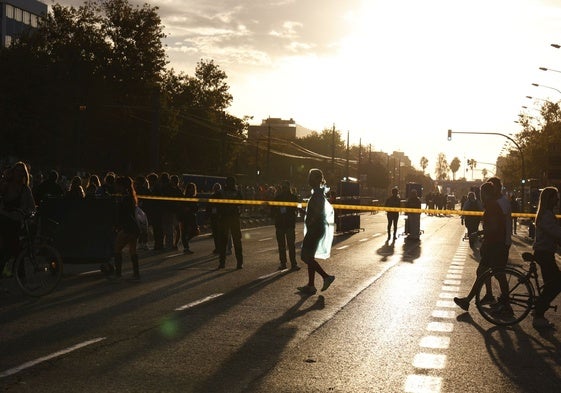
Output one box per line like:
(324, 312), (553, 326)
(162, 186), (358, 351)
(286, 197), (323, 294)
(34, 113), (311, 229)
(475, 267), (534, 326)
(15, 244), (63, 297)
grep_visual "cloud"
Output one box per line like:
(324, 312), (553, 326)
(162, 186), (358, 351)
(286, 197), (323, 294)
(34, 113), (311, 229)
(156, 1), (361, 65)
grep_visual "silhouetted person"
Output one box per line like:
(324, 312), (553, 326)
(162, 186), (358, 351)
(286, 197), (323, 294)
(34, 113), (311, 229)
(272, 180), (300, 271)
(217, 176), (244, 269)
(384, 187), (401, 242)
(297, 168), (335, 295)
(34, 169), (64, 205)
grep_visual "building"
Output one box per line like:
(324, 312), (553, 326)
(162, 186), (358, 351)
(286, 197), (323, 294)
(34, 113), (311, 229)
(247, 117), (314, 141)
(1, 0), (47, 48)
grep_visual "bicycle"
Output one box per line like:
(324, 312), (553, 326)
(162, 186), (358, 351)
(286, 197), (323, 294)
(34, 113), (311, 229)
(1, 211), (63, 296)
(472, 251), (556, 326)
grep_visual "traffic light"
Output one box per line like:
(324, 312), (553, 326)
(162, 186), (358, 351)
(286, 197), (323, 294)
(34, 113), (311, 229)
(447, 129), (452, 141)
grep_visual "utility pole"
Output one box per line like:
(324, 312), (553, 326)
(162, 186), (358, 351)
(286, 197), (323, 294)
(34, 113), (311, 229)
(150, 88), (160, 171)
(331, 124), (335, 184)
(358, 138), (362, 179)
(345, 130), (350, 180)
(266, 117), (271, 181)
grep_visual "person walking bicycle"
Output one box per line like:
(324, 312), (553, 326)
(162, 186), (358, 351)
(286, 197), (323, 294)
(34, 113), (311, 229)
(454, 182), (507, 311)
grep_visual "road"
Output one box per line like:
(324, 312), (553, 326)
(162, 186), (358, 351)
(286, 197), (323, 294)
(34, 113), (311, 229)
(1, 212), (560, 392)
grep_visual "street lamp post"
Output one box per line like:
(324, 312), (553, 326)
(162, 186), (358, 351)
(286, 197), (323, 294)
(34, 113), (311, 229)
(531, 82), (561, 95)
(447, 130), (526, 210)
(539, 66), (561, 74)
(526, 95), (551, 103)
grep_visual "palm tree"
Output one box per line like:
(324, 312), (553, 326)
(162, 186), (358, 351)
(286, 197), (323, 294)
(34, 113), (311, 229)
(467, 159), (477, 180)
(435, 153), (449, 180)
(420, 156), (429, 174)
(450, 157), (461, 180)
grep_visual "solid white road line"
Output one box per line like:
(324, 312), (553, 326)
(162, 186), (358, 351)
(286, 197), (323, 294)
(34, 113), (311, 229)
(0, 337), (106, 378)
(175, 293), (224, 311)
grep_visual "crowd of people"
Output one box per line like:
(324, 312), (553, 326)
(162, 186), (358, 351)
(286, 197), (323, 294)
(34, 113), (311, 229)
(3, 160), (561, 315)
(0, 161), (338, 293)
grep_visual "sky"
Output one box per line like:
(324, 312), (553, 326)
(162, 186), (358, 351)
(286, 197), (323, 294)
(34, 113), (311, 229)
(55, 0), (561, 178)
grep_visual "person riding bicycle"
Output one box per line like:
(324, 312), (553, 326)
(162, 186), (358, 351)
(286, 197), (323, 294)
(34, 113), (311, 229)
(454, 181), (508, 311)
(531, 186), (561, 329)
(0, 162), (36, 277)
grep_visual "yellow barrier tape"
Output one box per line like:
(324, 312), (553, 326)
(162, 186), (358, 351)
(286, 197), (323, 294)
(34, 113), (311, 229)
(138, 194), (542, 219)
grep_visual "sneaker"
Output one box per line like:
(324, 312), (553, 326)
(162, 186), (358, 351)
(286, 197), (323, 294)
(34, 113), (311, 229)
(480, 294), (495, 305)
(453, 297), (470, 311)
(533, 317), (555, 329)
(183, 249), (194, 254)
(290, 265), (301, 271)
(297, 285), (317, 295)
(278, 264), (287, 271)
(321, 275), (335, 291)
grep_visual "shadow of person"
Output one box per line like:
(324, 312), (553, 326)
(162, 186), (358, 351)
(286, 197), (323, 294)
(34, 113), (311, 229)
(194, 295), (326, 392)
(455, 310), (561, 391)
(376, 241), (395, 262)
(402, 239), (421, 263)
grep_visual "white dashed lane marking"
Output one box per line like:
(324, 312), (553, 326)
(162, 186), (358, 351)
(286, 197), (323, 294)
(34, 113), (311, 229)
(404, 239), (468, 392)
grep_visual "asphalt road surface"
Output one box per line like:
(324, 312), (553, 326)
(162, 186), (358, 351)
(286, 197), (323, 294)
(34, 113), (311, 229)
(1, 212), (560, 392)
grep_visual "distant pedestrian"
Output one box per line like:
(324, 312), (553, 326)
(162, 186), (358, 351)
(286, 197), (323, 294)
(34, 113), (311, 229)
(462, 191), (482, 248)
(34, 169), (64, 204)
(297, 168), (335, 295)
(96, 172), (116, 197)
(65, 176), (85, 199)
(178, 182), (199, 254)
(271, 180), (300, 271)
(85, 174), (101, 197)
(111, 176), (140, 281)
(510, 194), (519, 235)
(217, 176), (244, 269)
(134, 175), (150, 251)
(531, 187), (561, 329)
(384, 187), (401, 242)
(146, 172), (163, 251)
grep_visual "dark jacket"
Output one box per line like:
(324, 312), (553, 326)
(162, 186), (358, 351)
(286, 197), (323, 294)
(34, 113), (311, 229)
(272, 190), (298, 228)
(217, 186), (243, 218)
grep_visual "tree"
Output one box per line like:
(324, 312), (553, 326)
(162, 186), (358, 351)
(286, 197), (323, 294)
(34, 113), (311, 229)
(160, 59), (242, 174)
(450, 157), (461, 180)
(467, 159), (477, 180)
(0, 0), (169, 172)
(420, 156), (428, 174)
(434, 153), (449, 180)
(0, 0), (249, 175)
(481, 168), (488, 179)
